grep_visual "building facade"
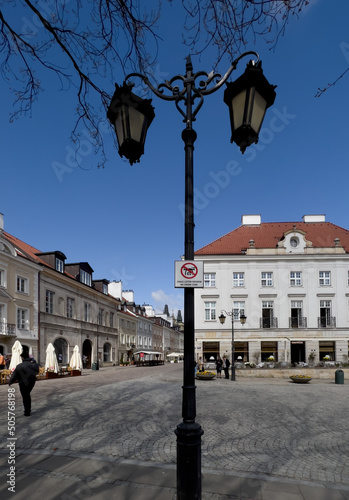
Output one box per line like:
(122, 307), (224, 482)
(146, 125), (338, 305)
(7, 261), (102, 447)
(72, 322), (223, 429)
(0, 215), (40, 358)
(194, 215), (349, 365)
(2, 223), (121, 366)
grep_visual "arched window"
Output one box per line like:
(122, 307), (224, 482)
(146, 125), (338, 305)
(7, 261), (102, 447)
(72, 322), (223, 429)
(103, 342), (111, 362)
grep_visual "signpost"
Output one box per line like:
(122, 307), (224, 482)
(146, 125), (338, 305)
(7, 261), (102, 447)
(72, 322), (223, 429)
(175, 261), (204, 288)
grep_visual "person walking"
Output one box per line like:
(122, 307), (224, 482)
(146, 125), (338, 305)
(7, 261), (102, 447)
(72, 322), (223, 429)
(222, 356), (230, 379)
(216, 357), (223, 378)
(8, 347), (39, 416)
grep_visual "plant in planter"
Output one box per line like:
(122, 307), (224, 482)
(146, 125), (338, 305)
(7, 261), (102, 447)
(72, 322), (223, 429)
(196, 371), (216, 380)
(290, 374), (312, 384)
(308, 351), (316, 364)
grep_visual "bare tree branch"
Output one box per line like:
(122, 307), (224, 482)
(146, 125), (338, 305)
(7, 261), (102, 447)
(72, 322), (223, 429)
(0, 0), (307, 167)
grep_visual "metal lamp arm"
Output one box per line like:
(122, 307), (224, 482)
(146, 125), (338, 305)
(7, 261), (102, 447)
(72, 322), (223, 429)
(123, 50), (259, 122)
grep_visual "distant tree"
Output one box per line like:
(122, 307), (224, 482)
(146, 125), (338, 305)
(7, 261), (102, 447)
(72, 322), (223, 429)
(0, 1), (308, 165)
(177, 310), (183, 323)
(163, 304), (170, 317)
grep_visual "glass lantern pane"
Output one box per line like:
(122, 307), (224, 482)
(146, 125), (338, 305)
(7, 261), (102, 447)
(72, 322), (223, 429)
(231, 89), (246, 130)
(250, 91), (267, 134)
(129, 106), (146, 143)
(114, 105), (126, 147)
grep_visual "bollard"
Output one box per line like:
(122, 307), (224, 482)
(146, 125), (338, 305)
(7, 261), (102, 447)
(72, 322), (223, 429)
(335, 369), (344, 384)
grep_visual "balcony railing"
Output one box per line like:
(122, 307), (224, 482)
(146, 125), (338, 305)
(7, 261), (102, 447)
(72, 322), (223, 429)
(0, 323), (16, 335)
(318, 316), (336, 328)
(289, 316), (307, 328)
(260, 317), (278, 329)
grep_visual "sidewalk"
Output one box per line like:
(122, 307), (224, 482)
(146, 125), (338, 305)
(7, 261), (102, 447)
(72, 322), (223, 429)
(1, 449), (349, 500)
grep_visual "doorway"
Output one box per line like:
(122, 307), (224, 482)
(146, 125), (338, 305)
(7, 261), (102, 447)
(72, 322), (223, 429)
(291, 341), (305, 364)
(82, 339), (92, 368)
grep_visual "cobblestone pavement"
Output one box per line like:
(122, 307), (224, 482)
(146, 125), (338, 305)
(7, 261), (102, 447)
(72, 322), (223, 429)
(1, 364), (349, 493)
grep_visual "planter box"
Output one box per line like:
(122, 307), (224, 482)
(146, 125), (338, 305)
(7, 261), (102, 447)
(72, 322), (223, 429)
(46, 372), (59, 379)
(70, 370), (81, 376)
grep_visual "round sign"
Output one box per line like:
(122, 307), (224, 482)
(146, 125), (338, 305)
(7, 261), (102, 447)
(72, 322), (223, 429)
(180, 262), (198, 279)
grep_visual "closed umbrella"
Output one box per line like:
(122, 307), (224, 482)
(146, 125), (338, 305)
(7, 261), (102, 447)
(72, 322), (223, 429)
(69, 345), (82, 371)
(45, 343), (59, 373)
(9, 340), (22, 371)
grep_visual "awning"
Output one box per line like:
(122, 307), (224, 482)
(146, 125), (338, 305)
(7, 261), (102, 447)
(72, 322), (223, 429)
(133, 350), (163, 356)
(166, 352), (183, 357)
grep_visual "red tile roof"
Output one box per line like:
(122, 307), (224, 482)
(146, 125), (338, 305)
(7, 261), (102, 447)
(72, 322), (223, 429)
(4, 231), (47, 265)
(195, 222), (349, 255)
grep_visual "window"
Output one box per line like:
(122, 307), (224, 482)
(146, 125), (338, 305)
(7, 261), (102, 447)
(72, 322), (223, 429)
(66, 297), (74, 319)
(17, 276), (28, 294)
(233, 301), (245, 320)
(0, 268), (5, 287)
(98, 308), (104, 325)
(138, 336), (142, 346)
(204, 273), (216, 287)
(204, 301), (216, 321)
(45, 290), (54, 314)
(84, 303), (90, 322)
(56, 258), (64, 273)
(103, 283), (108, 294)
(290, 271), (302, 286)
(233, 272), (244, 287)
(17, 308), (29, 329)
(80, 270), (92, 286)
(121, 334), (125, 344)
(110, 312), (114, 328)
(261, 272), (273, 287)
(262, 301), (274, 328)
(0, 304), (5, 332)
(319, 271), (331, 286)
(290, 237), (299, 248)
(144, 336), (147, 346)
(103, 343), (111, 362)
(290, 300), (303, 328)
(319, 300), (331, 327)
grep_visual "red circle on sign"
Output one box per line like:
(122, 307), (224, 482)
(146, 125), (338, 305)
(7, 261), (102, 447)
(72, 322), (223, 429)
(181, 263), (198, 279)
(140, 352), (144, 358)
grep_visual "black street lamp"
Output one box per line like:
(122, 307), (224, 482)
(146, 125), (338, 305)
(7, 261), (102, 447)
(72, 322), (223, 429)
(219, 311), (247, 381)
(108, 53), (275, 500)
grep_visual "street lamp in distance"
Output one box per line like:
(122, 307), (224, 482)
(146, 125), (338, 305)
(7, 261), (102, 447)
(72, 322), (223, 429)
(219, 311), (247, 381)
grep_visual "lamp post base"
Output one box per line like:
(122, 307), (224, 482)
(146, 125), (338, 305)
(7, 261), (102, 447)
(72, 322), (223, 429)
(175, 421), (204, 500)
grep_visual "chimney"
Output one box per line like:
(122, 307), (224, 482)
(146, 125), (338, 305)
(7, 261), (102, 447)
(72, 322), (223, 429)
(0, 213), (3, 232)
(108, 281), (123, 300)
(302, 214), (326, 223)
(241, 215), (261, 226)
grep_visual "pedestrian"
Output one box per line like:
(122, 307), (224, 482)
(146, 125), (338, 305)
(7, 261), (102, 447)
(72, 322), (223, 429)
(216, 357), (223, 378)
(8, 347), (39, 416)
(0, 352), (5, 369)
(222, 356), (230, 379)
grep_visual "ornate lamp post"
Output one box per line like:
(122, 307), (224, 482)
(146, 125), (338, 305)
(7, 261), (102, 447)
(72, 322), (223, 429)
(108, 53), (275, 500)
(219, 311), (247, 381)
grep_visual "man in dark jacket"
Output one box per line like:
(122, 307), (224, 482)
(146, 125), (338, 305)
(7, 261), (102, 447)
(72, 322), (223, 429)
(9, 348), (39, 416)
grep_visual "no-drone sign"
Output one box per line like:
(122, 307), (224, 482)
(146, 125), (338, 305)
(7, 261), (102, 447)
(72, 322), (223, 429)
(175, 261), (204, 288)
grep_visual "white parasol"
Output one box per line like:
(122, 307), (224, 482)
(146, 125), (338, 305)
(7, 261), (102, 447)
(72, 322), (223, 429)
(69, 345), (82, 371)
(9, 340), (22, 371)
(45, 343), (59, 373)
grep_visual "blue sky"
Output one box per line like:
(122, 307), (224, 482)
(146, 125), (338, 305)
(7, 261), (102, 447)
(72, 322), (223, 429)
(1, 0), (349, 316)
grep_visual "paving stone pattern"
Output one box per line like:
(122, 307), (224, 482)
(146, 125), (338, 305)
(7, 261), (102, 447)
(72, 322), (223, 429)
(1, 364), (349, 491)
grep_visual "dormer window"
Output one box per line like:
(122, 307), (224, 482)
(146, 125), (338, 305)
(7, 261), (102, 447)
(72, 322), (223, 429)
(56, 257), (64, 273)
(290, 237), (299, 248)
(80, 269), (92, 286)
(103, 283), (108, 294)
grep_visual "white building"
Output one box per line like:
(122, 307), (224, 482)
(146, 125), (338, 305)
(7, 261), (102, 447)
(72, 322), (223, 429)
(194, 215), (349, 365)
